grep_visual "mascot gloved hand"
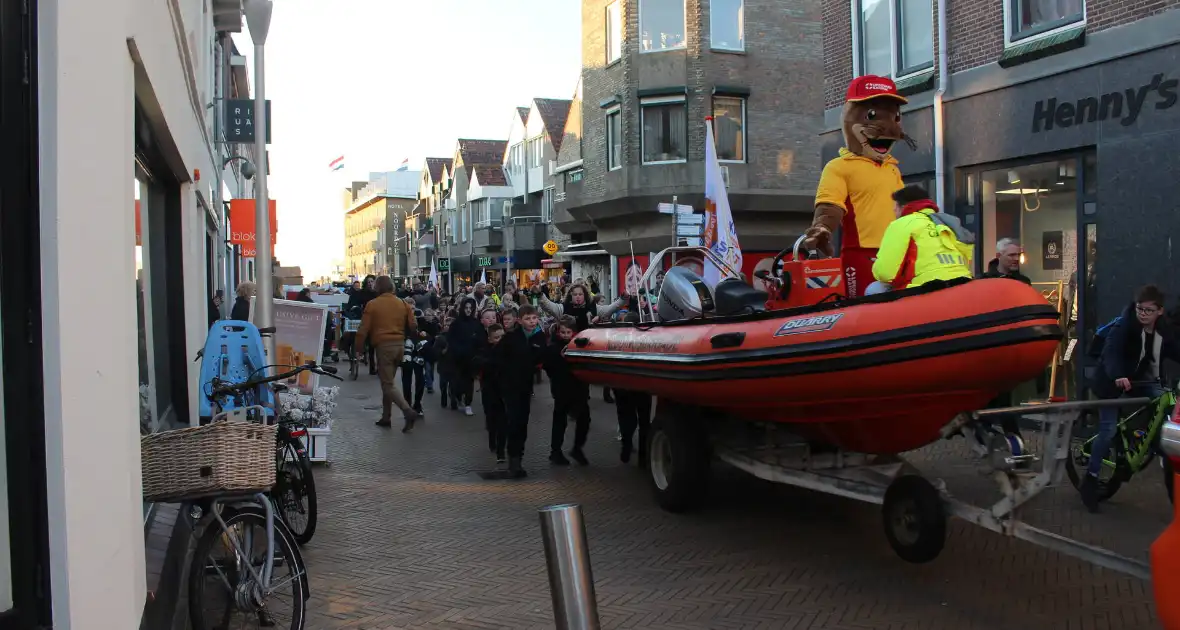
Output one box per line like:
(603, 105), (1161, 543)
(805, 76), (916, 297)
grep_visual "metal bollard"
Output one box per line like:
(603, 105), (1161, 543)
(538, 503), (601, 630)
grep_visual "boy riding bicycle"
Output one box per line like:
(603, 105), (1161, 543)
(1084, 284), (1180, 512)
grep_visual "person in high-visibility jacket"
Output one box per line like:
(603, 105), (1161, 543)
(867, 185), (974, 295)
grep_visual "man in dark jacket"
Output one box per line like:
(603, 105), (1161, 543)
(982, 238), (1032, 284)
(1082, 284), (1180, 512)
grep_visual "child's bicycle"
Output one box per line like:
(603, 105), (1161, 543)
(1065, 382), (1177, 505)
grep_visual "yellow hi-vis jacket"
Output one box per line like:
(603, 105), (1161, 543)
(872, 202), (974, 290)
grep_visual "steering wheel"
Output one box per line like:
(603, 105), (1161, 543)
(756, 236), (819, 300)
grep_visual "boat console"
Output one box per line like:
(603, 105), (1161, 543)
(713, 278), (769, 316)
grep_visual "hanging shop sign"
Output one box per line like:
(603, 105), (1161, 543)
(229, 199), (278, 257)
(437, 258), (451, 272)
(543, 240), (560, 255)
(225, 99), (273, 144)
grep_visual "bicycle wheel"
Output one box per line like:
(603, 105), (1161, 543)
(1065, 431), (1124, 501)
(275, 442), (318, 545)
(189, 504), (307, 630)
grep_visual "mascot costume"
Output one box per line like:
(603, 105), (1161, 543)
(805, 75), (915, 298)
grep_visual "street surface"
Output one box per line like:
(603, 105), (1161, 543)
(300, 372), (1167, 629)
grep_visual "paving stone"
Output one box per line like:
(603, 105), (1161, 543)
(300, 373), (1162, 629)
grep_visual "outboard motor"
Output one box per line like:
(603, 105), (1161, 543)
(657, 267), (713, 322)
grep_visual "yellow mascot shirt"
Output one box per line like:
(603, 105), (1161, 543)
(814, 148), (904, 250)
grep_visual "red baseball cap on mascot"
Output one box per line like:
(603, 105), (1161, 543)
(845, 75), (909, 104)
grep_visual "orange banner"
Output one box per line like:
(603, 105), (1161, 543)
(230, 199), (278, 258)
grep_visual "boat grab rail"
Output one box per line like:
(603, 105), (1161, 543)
(637, 246), (743, 323)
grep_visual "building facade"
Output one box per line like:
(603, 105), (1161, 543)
(555, 0), (826, 285)
(1, 0), (252, 626)
(343, 170), (419, 278)
(437, 139), (508, 288)
(407, 157), (453, 279)
(822, 0), (1180, 396)
(502, 99), (573, 290)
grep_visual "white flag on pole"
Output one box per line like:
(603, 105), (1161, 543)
(429, 258), (439, 289)
(479, 268), (487, 286)
(703, 118), (743, 286)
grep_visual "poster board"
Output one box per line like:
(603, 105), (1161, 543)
(250, 297), (330, 394)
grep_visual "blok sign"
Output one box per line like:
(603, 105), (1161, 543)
(229, 199), (278, 258)
(225, 99), (272, 144)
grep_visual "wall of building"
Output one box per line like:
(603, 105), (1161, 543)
(37, 0), (224, 625)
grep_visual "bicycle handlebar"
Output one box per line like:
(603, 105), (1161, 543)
(210, 362), (342, 398)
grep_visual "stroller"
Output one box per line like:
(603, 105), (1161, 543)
(339, 305), (363, 380)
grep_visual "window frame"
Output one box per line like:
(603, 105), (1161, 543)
(850, 0), (934, 81)
(639, 0), (688, 54)
(709, 0), (745, 52)
(605, 0), (623, 64)
(1004, 0), (1086, 46)
(606, 106), (622, 171)
(710, 95), (747, 164)
(640, 95), (688, 166)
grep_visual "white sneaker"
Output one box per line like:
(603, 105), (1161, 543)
(464, 406), (474, 416)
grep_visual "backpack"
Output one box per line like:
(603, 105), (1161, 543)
(1087, 316), (1124, 358)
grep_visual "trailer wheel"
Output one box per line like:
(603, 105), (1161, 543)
(647, 410), (710, 513)
(882, 475), (947, 564)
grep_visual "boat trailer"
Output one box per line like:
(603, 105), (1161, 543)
(652, 398), (1155, 580)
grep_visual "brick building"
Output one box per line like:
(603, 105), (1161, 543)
(822, 0), (1180, 395)
(553, 0), (825, 290)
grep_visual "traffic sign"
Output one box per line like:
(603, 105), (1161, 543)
(542, 240), (559, 255)
(658, 203), (695, 215)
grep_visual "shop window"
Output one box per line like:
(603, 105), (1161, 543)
(710, 0), (744, 51)
(981, 158), (1079, 400)
(607, 108), (622, 170)
(711, 96), (746, 162)
(1009, 0), (1084, 43)
(606, 1), (623, 63)
(639, 0), (686, 52)
(855, 0), (933, 79)
(641, 96), (687, 164)
(542, 187), (555, 223)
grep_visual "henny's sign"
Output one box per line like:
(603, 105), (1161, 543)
(1032, 73), (1177, 133)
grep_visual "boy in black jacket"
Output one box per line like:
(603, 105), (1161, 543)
(476, 324), (508, 463)
(497, 305), (548, 477)
(544, 315), (592, 466)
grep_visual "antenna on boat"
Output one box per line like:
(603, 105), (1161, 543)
(628, 240), (649, 323)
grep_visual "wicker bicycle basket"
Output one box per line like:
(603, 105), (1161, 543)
(141, 421), (277, 503)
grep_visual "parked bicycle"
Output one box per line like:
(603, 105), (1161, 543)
(271, 391), (320, 546)
(1065, 382), (1177, 504)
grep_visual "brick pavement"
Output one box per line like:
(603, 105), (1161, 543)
(299, 373), (1164, 629)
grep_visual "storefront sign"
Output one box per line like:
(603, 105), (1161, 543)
(1042, 230), (1064, 271)
(229, 199), (278, 258)
(437, 258), (450, 271)
(225, 99), (272, 144)
(543, 240), (559, 255)
(1031, 73), (1178, 133)
(476, 255), (494, 267)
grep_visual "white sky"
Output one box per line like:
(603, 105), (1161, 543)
(231, 0), (581, 280)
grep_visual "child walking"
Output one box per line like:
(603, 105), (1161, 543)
(476, 324), (508, 463)
(544, 315), (592, 466)
(498, 305), (548, 477)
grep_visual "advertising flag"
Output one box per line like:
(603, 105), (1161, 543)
(429, 258), (439, 288)
(702, 118), (743, 286)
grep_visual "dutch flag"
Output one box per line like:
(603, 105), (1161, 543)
(329, 156), (345, 171)
(396, 158), (409, 172)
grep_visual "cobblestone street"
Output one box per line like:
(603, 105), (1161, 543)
(299, 373), (1167, 630)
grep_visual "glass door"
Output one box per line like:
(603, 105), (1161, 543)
(963, 153), (1091, 402)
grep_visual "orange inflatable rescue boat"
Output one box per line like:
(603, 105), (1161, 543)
(566, 264), (1062, 454)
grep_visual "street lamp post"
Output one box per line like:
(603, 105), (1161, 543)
(244, 0), (275, 368)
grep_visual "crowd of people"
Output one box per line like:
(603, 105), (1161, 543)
(348, 275), (653, 478)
